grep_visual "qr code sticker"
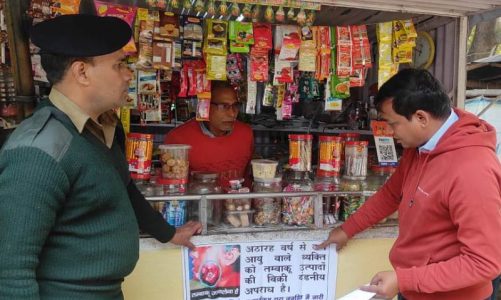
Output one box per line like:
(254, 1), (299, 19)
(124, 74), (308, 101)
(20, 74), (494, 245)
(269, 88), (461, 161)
(378, 144), (396, 161)
(374, 136), (397, 164)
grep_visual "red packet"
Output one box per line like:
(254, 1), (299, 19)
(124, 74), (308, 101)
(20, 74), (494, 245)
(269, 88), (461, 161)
(253, 23), (272, 50)
(196, 92), (211, 121)
(250, 48), (269, 82)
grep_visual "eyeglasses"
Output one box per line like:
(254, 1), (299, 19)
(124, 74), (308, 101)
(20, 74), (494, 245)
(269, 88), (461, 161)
(210, 102), (241, 111)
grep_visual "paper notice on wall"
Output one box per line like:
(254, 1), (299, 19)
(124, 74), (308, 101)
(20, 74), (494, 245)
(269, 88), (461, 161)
(337, 285), (376, 300)
(183, 240), (338, 300)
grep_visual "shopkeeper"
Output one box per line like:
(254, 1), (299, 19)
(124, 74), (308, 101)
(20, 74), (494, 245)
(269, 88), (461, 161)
(165, 80), (254, 185)
(0, 14), (200, 299)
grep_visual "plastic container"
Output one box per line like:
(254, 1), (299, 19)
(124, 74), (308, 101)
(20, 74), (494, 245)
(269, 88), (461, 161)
(224, 178), (251, 213)
(158, 144), (191, 184)
(288, 134), (313, 172)
(342, 196), (365, 220)
(282, 171), (314, 225)
(317, 136), (343, 177)
(251, 159), (278, 180)
(252, 177), (282, 226)
(314, 176), (340, 225)
(343, 140), (368, 180)
(189, 172), (222, 225)
(224, 210), (254, 228)
(162, 200), (187, 228)
(126, 133), (154, 180)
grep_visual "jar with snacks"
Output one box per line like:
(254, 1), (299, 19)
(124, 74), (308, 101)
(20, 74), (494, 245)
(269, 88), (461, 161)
(288, 134), (313, 172)
(126, 133), (154, 180)
(339, 177), (362, 192)
(366, 165), (387, 191)
(314, 176), (340, 225)
(251, 159), (278, 180)
(158, 144), (191, 185)
(343, 140), (368, 180)
(252, 177), (282, 226)
(188, 172), (222, 223)
(342, 196), (365, 221)
(317, 136), (343, 177)
(282, 171), (314, 225)
(224, 179), (253, 228)
(339, 132), (360, 172)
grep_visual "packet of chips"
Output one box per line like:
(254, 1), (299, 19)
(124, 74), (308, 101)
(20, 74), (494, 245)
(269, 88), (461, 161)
(94, 1), (137, 54)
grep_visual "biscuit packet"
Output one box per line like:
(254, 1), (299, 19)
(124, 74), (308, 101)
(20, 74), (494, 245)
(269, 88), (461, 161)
(94, 1), (137, 54)
(330, 74), (350, 99)
(196, 92), (211, 122)
(51, 0), (81, 16)
(154, 12), (179, 41)
(138, 70), (157, 95)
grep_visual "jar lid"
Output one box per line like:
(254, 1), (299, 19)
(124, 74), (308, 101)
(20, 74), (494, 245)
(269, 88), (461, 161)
(127, 133), (153, 140)
(288, 134), (313, 140)
(345, 140), (369, 146)
(192, 171), (219, 180)
(254, 177), (282, 183)
(319, 135), (342, 142)
(340, 132), (361, 138)
(251, 159), (278, 165)
(159, 144), (192, 150)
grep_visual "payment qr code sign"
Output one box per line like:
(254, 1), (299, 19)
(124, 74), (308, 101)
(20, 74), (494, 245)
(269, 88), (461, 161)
(371, 121), (398, 166)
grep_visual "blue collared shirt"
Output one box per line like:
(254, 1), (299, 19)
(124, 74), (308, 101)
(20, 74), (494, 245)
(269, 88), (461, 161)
(419, 110), (458, 153)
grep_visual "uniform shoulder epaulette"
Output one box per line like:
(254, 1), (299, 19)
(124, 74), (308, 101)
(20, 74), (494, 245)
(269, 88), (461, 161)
(2, 107), (73, 162)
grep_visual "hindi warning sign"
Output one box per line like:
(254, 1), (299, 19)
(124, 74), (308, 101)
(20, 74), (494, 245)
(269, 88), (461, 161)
(183, 240), (337, 300)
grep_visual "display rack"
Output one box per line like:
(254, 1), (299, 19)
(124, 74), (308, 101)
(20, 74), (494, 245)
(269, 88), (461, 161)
(146, 190), (376, 235)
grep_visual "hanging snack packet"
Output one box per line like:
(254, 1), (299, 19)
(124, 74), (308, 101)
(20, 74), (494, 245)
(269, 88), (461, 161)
(235, 22), (254, 45)
(253, 23), (272, 49)
(330, 74), (350, 99)
(349, 68), (366, 87)
(138, 70), (157, 95)
(152, 41), (173, 70)
(227, 54), (243, 84)
(250, 48), (269, 82)
(206, 54), (227, 81)
(230, 41), (250, 53)
(336, 44), (352, 77)
(273, 57), (294, 84)
(51, 0), (81, 16)
(94, 1), (137, 54)
(298, 47), (316, 72)
(182, 16), (203, 41)
(154, 12), (179, 41)
(196, 92), (211, 121)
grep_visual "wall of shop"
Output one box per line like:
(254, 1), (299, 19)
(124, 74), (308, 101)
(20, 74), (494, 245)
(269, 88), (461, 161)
(123, 237), (395, 300)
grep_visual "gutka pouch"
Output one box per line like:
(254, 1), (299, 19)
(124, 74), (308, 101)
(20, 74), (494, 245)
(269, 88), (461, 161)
(51, 0), (81, 16)
(330, 74), (350, 99)
(94, 1), (137, 54)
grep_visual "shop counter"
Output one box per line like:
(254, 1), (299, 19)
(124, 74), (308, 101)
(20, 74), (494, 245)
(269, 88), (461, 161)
(123, 225), (398, 300)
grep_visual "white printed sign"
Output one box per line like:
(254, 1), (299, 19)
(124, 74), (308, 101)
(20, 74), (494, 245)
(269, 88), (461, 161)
(183, 240), (338, 300)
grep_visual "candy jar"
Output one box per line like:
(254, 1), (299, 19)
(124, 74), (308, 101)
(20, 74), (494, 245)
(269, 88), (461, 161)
(282, 171), (314, 226)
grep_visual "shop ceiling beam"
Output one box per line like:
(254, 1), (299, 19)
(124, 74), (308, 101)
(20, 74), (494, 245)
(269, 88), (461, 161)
(307, 0), (499, 17)
(4, 0), (34, 98)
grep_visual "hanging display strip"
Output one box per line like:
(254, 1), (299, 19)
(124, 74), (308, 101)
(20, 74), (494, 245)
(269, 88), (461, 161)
(233, 0), (321, 10)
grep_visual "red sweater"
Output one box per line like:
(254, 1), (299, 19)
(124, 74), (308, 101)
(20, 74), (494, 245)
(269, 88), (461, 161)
(164, 119), (254, 185)
(342, 109), (501, 300)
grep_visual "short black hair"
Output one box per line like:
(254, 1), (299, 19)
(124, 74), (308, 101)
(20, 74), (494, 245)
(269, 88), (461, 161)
(211, 80), (238, 101)
(375, 68), (451, 120)
(40, 53), (93, 85)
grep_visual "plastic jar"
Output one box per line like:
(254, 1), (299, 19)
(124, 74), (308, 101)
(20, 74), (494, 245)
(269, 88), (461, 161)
(224, 179), (253, 228)
(189, 172), (222, 224)
(252, 177), (282, 226)
(317, 136), (343, 177)
(288, 134), (313, 172)
(282, 171), (314, 225)
(162, 200), (187, 228)
(343, 140), (368, 180)
(314, 176), (340, 225)
(126, 133), (154, 180)
(251, 159), (278, 180)
(158, 144), (191, 184)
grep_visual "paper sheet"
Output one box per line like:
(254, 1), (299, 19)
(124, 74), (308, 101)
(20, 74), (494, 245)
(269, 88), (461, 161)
(337, 285), (376, 300)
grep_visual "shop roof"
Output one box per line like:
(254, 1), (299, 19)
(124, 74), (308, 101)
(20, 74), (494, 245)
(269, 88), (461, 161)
(312, 0), (501, 18)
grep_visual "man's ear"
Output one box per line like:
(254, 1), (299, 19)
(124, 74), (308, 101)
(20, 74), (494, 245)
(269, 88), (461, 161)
(69, 60), (91, 86)
(414, 110), (430, 128)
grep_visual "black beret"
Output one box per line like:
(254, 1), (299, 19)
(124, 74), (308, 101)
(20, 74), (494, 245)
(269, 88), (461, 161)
(30, 14), (132, 57)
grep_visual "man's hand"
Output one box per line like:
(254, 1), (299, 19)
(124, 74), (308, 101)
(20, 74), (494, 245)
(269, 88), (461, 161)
(169, 221), (202, 250)
(314, 227), (349, 251)
(360, 270), (399, 299)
